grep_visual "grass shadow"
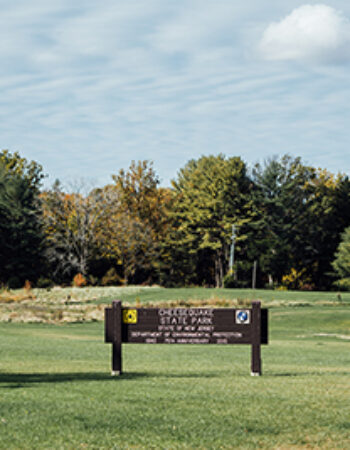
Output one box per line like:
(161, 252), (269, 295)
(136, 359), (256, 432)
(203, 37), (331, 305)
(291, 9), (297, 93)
(267, 371), (350, 377)
(0, 371), (148, 388)
(0, 369), (223, 388)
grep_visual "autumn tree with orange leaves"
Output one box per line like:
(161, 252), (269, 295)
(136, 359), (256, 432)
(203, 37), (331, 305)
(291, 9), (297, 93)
(101, 161), (172, 284)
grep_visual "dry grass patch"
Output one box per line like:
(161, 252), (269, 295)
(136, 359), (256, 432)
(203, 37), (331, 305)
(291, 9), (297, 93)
(140, 296), (253, 309)
(0, 286), (348, 323)
(0, 289), (36, 303)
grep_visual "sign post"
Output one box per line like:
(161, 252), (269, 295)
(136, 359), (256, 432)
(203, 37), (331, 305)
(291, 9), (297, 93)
(251, 300), (262, 376)
(104, 300), (122, 375)
(105, 300), (268, 376)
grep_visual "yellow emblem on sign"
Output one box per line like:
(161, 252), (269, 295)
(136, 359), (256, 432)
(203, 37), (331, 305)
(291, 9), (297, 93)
(123, 309), (138, 324)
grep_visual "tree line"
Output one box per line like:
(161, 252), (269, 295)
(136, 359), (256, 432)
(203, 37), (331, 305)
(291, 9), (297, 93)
(1, 150), (350, 290)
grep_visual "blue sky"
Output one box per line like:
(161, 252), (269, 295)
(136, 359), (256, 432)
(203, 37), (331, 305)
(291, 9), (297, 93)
(1, 1), (350, 188)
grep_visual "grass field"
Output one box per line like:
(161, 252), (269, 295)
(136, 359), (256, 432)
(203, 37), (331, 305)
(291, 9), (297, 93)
(0, 288), (349, 449)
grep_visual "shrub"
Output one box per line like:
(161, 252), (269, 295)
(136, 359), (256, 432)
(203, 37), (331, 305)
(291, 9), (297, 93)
(223, 273), (249, 289)
(281, 268), (312, 290)
(223, 273), (235, 288)
(334, 278), (350, 291)
(73, 273), (87, 287)
(275, 285), (288, 291)
(24, 280), (32, 291)
(299, 283), (315, 291)
(36, 277), (54, 289)
(332, 226), (350, 279)
(7, 276), (22, 289)
(88, 275), (99, 286)
(101, 268), (122, 286)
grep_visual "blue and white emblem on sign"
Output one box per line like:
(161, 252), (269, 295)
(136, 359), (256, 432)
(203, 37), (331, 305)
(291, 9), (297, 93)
(236, 309), (250, 324)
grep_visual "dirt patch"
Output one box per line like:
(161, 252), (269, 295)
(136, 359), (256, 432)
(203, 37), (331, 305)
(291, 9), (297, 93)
(313, 333), (350, 340)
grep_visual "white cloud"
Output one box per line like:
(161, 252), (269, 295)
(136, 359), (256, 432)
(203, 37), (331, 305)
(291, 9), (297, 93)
(1, 1), (350, 187)
(259, 4), (350, 63)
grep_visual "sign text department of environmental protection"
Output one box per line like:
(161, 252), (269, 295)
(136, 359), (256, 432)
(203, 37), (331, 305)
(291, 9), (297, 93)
(105, 301), (268, 375)
(106, 306), (268, 345)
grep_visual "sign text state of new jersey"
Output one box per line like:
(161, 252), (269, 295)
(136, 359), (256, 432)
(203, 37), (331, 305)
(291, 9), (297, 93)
(120, 308), (267, 345)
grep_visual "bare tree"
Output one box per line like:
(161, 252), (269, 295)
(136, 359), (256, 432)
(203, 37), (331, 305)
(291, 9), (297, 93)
(41, 180), (118, 279)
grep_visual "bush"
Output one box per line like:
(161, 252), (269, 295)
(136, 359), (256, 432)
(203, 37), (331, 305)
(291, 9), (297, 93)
(299, 283), (315, 291)
(281, 268), (312, 290)
(7, 276), (22, 289)
(223, 274), (249, 289)
(334, 278), (350, 291)
(275, 285), (288, 291)
(88, 275), (99, 286)
(101, 268), (124, 286)
(332, 226), (350, 279)
(73, 273), (87, 287)
(24, 280), (32, 291)
(36, 277), (54, 289)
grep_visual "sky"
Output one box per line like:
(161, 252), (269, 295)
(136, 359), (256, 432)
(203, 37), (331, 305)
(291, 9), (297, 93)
(1, 1), (350, 189)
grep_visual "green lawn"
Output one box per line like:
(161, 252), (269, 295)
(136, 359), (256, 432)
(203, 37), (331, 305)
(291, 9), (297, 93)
(0, 304), (349, 449)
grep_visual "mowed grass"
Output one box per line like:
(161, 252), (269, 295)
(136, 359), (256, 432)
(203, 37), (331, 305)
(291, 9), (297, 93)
(0, 305), (349, 449)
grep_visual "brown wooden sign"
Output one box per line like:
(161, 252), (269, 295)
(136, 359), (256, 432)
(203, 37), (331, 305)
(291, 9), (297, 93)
(105, 300), (268, 376)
